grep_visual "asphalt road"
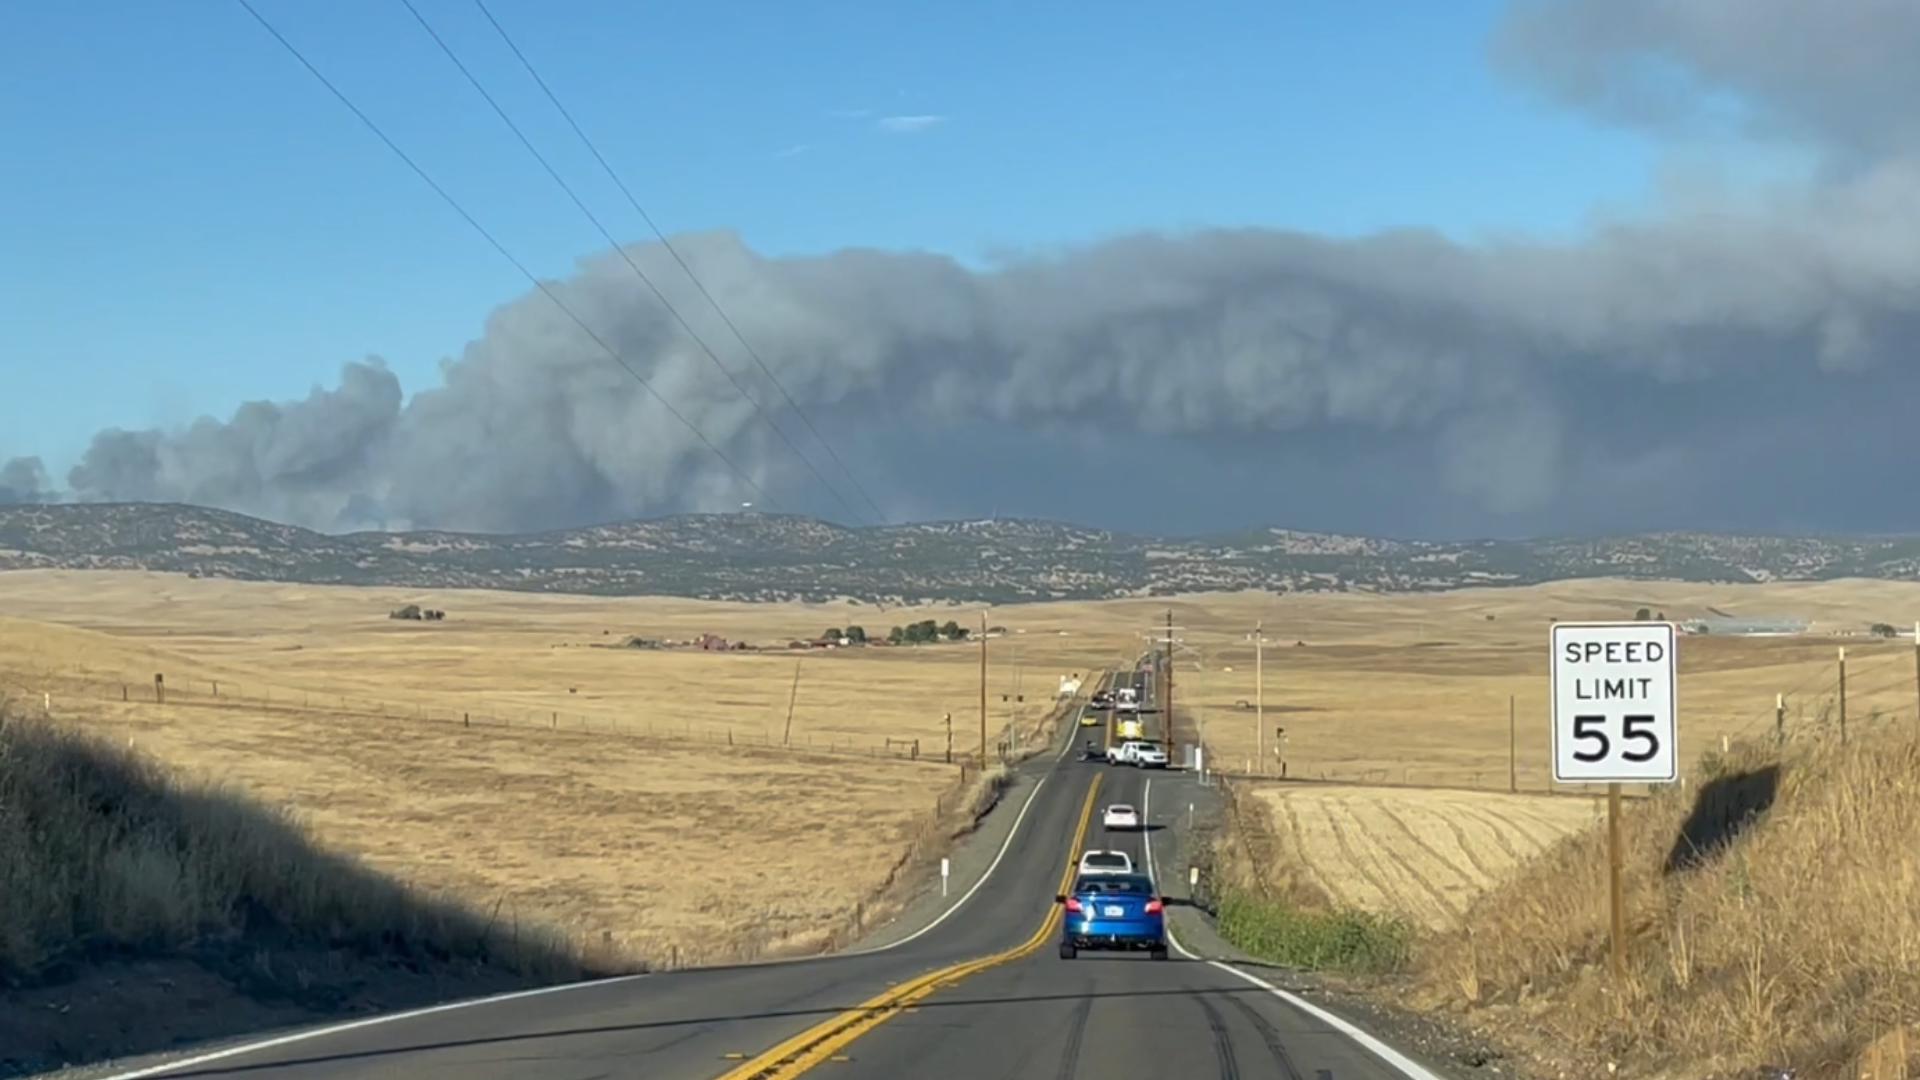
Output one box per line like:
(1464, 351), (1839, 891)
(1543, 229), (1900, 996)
(95, 661), (1440, 1080)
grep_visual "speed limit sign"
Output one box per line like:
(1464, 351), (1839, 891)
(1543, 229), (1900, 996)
(1551, 622), (1678, 783)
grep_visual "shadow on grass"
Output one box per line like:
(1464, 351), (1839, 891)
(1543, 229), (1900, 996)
(0, 712), (630, 1078)
(1662, 763), (1781, 875)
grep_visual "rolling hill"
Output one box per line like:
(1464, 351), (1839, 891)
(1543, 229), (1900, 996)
(2, 502), (1918, 603)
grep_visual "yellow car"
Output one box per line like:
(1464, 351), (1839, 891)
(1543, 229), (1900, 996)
(1116, 718), (1144, 741)
(1079, 710), (1102, 726)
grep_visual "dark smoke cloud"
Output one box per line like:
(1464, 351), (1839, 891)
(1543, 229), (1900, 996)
(51, 0), (1920, 537)
(0, 457), (53, 505)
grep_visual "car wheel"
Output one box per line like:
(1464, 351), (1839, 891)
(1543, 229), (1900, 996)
(1059, 942), (1077, 960)
(1150, 946), (1168, 961)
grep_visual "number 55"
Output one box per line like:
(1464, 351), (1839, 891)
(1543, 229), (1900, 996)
(1571, 715), (1609, 762)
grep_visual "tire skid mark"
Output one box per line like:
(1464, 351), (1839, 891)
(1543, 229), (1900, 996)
(1217, 988), (1309, 1080)
(1053, 992), (1093, 1080)
(1193, 993), (1242, 1080)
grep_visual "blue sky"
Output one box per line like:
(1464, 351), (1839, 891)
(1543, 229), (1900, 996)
(2, 0), (1667, 483)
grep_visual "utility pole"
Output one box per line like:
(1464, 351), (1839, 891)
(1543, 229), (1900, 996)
(1508, 694), (1517, 793)
(1164, 609), (1176, 763)
(1254, 621), (1265, 775)
(1839, 645), (1848, 744)
(979, 610), (989, 769)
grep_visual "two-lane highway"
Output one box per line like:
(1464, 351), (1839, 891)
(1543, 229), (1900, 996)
(97, 662), (1441, 1080)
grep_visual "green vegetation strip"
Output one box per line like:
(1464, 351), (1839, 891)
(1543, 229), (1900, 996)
(1214, 891), (1412, 974)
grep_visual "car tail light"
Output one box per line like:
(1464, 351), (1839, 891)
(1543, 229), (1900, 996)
(1145, 899), (1164, 915)
(1064, 897), (1083, 913)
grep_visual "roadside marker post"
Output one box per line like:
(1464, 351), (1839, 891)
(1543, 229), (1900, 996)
(1550, 621), (1680, 983)
(940, 857), (950, 898)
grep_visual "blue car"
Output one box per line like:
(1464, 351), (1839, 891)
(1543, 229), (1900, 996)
(1057, 872), (1168, 960)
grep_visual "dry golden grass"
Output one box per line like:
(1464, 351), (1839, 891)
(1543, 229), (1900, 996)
(1412, 727), (1920, 1079)
(1159, 580), (1920, 792)
(0, 571), (1134, 967)
(0, 571), (1151, 750)
(1242, 785), (1600, 931)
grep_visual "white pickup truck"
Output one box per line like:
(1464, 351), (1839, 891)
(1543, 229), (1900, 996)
(1107, 739), (1168, 768)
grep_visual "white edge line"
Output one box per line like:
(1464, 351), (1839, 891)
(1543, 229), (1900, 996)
(95, 974), (649, 1080)
(1141, 778), (1442, 1080)
(845, 691), (1081, 954)
(96, 684), (1096, 1079)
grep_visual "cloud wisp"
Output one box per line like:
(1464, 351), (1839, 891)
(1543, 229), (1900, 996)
(875, 114), (945, 134)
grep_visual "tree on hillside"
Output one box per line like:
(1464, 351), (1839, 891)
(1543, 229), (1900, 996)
(1871, 622), (1897, 638)
(824, 627), (842, 642)
(1635, 607), (1652, 621)
(844, 625), (867, 644)
(887, 625), (905, 644)
(940, 619), (964, 640)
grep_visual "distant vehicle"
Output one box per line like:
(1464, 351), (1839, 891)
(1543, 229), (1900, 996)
(1108, 740), (1167, 768)
(1115, 718), (1145, 741)
(1077, 849), (1134, 875)
(1057, 872), (1167, 960)
(1079, 707), (1102, 727)
(1102, 803), (1140, 831)
(1089, 690), (1115, 710)
(1115, 687), (1140, 713)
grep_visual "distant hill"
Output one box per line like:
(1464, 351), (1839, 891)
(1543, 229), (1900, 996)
(2, 503), (1918, 603)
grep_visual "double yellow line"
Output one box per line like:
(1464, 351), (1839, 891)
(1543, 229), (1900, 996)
(717, 775), (1103, 1079)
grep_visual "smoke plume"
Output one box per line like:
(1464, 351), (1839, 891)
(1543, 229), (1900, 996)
(51, 0), (1920, 536)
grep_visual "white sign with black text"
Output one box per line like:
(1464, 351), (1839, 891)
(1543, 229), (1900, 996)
(1551, 622), (1678, 783)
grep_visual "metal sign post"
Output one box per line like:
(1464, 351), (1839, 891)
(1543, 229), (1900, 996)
(1550, 621), (1680, 982)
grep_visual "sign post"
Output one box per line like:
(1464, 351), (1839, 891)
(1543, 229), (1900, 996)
(1551, 621), (1679, 982)
(940, 857), (950, 898)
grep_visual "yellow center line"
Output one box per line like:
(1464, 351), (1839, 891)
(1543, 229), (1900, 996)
(715, 775), (1104, 1080)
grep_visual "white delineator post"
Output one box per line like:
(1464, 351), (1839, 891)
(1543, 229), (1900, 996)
(940, 857), (950, 898)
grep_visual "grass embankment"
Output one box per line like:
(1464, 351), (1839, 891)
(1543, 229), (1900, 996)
(0, 709), (624, 1077)
(1205, 783), (1413, 975)
(1215, 892), (1412, 974)
(1413, 729), (1920, 1079)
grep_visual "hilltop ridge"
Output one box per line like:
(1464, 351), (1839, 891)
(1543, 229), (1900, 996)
(2, 502), (1918, 603)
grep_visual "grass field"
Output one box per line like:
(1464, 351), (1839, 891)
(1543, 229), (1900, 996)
(0, 571), (1139, 967)
(6, 570), (1916, 970)
(1241, 785), (1601, 932)
(1161, 579), (1920, 792)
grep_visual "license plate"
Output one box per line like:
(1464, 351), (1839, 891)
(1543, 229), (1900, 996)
(1102, 905), (1126, 917)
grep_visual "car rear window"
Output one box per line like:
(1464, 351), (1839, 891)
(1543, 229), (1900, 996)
(1084, 853), (1127, 866)
(1075, 874), (1151, 894)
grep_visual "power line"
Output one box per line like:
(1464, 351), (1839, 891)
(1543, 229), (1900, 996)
(399, 0), (871, 526)
(470, 0), (889, 525)
(231, 0), (775, 510)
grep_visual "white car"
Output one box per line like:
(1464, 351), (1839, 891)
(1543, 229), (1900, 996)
(1130, 743), (1169, 769)
(1078, 849), (1134, 875)
(1102, 803), (1141, 831)
(1107, 740), (1168, 768)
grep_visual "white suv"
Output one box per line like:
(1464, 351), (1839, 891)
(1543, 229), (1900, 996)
(1077, 850), (1134, 875)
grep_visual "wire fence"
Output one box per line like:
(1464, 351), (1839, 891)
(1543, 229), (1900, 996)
(0, 669), (998, 768)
